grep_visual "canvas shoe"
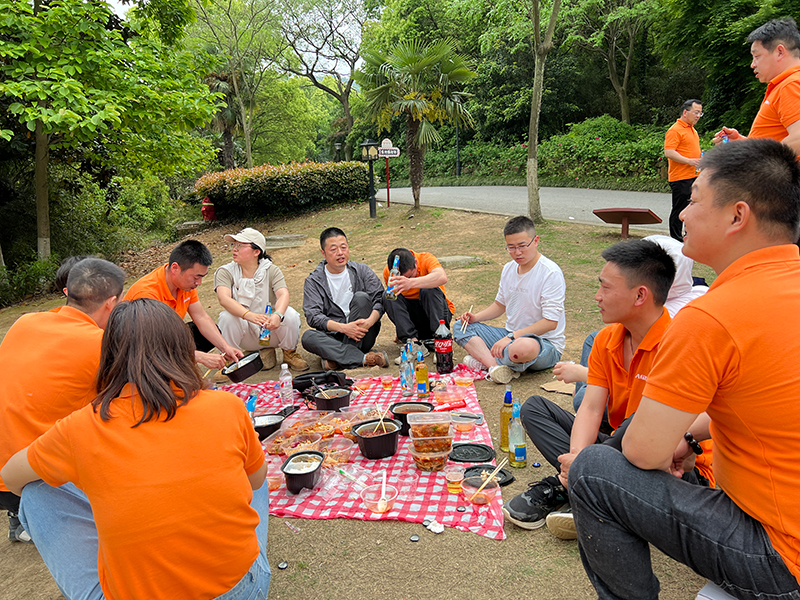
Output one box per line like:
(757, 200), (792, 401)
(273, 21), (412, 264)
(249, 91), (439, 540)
(462, 355), (488, 372)
(502, 475), (568, 530)
(546, 504), (577, 540)
(487, 364), (520, 385)
(8, 512), (32, 544)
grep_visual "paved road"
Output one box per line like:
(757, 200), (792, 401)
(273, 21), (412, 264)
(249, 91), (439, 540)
(376, 186), (672, 233)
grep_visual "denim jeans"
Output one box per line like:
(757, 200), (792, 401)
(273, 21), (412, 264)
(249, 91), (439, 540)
(569, 445), (800, 600)
(19, 481), (271, 600)
(572, 330), (598, 412)
(452, 321), (561, 372)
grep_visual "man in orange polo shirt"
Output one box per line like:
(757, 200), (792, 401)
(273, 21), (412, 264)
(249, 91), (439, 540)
(0, 258), (124, 542)
(714, 18), (800, 155)
(664, 99), (703, 240)
(569, 139), (800, 597)
(382, 248), (454, 360)
(125, 240), (243, 369)
(503, 239), (698, 537)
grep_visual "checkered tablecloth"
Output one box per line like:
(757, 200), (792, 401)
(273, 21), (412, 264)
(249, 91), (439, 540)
(221, 375), (507, 540)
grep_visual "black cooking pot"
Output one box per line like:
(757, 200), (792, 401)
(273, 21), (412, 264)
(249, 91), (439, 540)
(305, 387), (352, 411)
(221, 352), (263, 383)
(253, 414), (284, 440)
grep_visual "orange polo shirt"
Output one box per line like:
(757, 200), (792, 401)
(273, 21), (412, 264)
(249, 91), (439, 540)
(28, 385), (265, 600)
(644, 244), (800, 583)
(0, 306), (102, 493)
(664, 119), (701, 182)
(383, 251), (454, 314)
(749, 64), (800, 148)
(124, 265), (198, 318)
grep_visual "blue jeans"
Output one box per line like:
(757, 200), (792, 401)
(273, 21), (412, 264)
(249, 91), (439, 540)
(569, 445), (800, 600)
(453, 321), (561, 372)
(19, 481), (271, 600)
(572, 330), (598, 412)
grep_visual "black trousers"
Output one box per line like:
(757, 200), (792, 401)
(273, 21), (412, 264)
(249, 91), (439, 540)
(188, 321), (218, 353)
(668, 177), (695, 241)
(383, 287), (452, 342)
(0, 490), (20, 513)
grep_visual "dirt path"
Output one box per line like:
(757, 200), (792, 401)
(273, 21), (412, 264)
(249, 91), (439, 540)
(0, 204), (708, 599)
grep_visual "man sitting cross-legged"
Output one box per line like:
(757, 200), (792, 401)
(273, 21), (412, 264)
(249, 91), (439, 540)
(503, 239), (712, 538)
(454, 216), (565, 384)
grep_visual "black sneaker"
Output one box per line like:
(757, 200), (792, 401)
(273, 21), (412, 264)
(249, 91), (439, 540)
(502, 475), (568, 530)
(8, 512), (32, 543)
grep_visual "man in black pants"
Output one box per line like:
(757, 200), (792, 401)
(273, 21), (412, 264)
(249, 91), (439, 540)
(382, 248), (453, 362)
(664, 99), (703, 241)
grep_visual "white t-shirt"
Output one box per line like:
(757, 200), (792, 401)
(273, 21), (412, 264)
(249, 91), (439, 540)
(644, 235), (708, 317)
(326, 268), (353, 318)
(495, 255), (566, 354)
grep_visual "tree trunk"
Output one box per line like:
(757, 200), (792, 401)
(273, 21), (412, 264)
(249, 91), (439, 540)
(527, 48), (547, 224)
(222, 128), (235, 169)
(407, 118), (424, 210)
(35, 119), (50, 260)
(231, 73), (253, 168)
(0, 240), (5, 268)
(606, 40), (631, 125)
(342, 96), (354, 161)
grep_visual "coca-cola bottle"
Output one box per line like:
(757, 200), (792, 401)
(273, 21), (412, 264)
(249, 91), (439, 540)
(434, 319), (453, 374)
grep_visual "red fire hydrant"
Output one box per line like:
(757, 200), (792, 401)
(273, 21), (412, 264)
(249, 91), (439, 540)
(201, 197), (217, 221)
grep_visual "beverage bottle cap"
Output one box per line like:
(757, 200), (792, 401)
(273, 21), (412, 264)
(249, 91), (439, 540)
(512, 404), (520, 418)
(417, 350), (424, 361)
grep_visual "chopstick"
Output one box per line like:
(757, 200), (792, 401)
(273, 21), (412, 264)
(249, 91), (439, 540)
(460, 305), (473, 333)
(372, 404), (392, 433)
(468, 457), (509, 502)
(202, 349), (223, 379)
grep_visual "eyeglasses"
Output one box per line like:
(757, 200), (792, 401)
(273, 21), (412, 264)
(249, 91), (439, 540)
(230, 243), (249, 250)
(505, 238), (535, 253)
(690, 110), (704, 117)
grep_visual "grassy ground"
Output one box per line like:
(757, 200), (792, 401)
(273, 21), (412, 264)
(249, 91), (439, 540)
(0, 203), (714, 599)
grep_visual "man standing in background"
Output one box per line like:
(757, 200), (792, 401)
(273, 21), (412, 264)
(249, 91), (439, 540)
(664, 99), (703, 241)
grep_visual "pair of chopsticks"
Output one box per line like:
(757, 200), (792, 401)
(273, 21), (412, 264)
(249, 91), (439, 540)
(460, 305), (473, 333)
(372, 403), (391, 433)
(202, 348), (226, 379)
(468, 457), (509, 502)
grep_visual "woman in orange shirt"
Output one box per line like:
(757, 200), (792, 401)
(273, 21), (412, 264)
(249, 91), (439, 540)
(1, 299), (270, 600)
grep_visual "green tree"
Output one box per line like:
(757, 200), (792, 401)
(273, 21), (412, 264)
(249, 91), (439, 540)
(562, 0), (660, 124)
(356, 39), (476, 209)
(205, 69), (245, 170)
(0, 0), (216, 259)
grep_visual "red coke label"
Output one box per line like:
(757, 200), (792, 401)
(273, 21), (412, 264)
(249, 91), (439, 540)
(435, 339), (452, 353)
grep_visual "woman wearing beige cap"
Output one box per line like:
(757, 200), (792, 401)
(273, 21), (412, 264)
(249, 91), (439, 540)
(214, 227), (308, 371)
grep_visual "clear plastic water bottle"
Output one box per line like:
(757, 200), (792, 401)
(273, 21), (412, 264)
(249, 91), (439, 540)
(399, 349), (414, 397)
(279, 363), (293, 404)
(245, 390), (257, 425)
(508, 398), (527, 468)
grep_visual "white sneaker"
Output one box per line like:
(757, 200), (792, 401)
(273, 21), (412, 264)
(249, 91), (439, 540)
(487, 364), (520, 384)
(462, 355), (488, 372)
(546, 504), (576, 540)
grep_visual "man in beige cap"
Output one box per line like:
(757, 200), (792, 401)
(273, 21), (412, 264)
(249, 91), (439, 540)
(215, 227), (308, 371)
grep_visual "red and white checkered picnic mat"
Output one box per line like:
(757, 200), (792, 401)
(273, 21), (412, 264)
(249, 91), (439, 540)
(221, 375), (507, 540)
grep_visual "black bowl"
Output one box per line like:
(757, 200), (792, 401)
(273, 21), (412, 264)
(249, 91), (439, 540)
(253, 414), (284, 441)
(221, 352), (263, 383)
(309, 387), (352, 411)
(390, 401), (434, 436)
(352, 418), (401, 460)
(280, 451), (324, 494)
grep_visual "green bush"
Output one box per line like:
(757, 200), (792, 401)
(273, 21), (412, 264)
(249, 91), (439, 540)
(0, 258), (59, 307)
(109, 176), (177, 233)
(194, 161), (370, 220)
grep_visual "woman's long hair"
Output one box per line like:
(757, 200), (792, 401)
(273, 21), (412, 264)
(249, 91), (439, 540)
(92, 299), (203, 426)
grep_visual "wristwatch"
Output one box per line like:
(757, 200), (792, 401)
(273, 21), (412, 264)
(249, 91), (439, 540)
(275, 311), (285, 323)
(506, 332), (515, 341)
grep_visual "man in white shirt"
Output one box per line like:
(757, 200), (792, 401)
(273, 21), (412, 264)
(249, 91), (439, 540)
(454, 216), (566, 384)
(301, 228), (388, 370)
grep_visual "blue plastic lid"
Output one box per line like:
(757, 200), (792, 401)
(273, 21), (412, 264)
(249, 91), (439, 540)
(512, 403), (520, 418)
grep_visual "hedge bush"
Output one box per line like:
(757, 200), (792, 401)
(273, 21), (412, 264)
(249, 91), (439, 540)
(194, 161), (370, 220)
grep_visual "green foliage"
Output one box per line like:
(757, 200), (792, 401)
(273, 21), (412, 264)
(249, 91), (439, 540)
(194, 161), (370, 220)
(0, 258), (59, 307)
(109, 176), (178, 233)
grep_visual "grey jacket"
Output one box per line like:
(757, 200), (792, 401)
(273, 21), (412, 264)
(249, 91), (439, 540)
(303, 261), (385, 331)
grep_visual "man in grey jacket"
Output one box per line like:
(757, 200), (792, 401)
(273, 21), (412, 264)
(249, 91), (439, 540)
(301, 227), (388, 370)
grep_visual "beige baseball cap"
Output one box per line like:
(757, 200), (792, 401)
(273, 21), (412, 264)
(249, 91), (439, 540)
(224, 227), (266, 252)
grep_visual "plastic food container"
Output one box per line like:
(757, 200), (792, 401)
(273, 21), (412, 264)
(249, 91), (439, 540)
(280, 433), (323, 456)
(407, 413), (452, 438)
(408, 447), (451, 472)
(360, 484), (398, 513)
(451, 414), (477, 433)
(263, 429), (295, 455)
(318, 437), (355, 467)
(253, 414), (285, 441)
(432, 385), (466, 405)
(390, 401), (434, 436)
(281, 411), (332, 431)
(281, 451), (324, 494)
(296, 420), (336, 439)
(309, 387), (352, 411)
(409, 425), (455, 452)
(352, 418), (401, 460)
(461, 475), (500, 505)
(265, 457), (284, 491)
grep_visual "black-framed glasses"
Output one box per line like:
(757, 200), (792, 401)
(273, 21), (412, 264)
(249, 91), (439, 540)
(505, 238), (535, 253)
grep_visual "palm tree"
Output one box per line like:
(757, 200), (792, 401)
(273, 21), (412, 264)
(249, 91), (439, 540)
(356, 39), (476, 209)
(205, 70), (241, 170)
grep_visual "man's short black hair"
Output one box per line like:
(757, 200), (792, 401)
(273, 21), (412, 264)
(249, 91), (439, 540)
(66, 258), (125, 313)
(747, 17), (800, 56)
(320, 227), (347, 248)
(55, 255), (91, 294)
(387, 248), (415, 274)
(168, 240), (213, 271)
(700, 138), (800, 242)
(601, 240), (675, 307)
(503, 216), (537, 237)
(681, 99), (702, 116)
